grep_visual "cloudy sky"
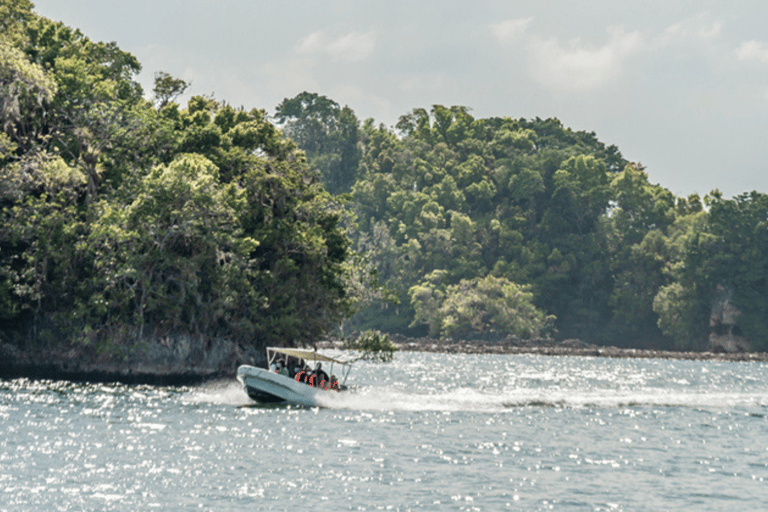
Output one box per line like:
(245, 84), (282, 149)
(33, 0), (768, 198)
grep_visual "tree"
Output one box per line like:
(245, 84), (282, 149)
(344, 330), (398, 362)
(274, 92), (361, 194)
(410, 274), (553, 339)
(152, 71), (189, 110)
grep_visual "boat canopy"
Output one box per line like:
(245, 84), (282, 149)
(267, 347), (350, 365)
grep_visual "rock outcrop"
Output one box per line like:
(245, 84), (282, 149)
(709, 284), (750, 353)
(0, 332), (264, 384)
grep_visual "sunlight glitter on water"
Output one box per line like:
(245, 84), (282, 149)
(306, 353), (768, 413)
(3, 352), (768, 510)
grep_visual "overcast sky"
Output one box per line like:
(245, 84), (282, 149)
(32, 0), (768, 198)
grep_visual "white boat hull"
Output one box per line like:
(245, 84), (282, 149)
(236, 365), (338, 407)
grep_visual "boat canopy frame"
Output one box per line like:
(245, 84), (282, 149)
(266, 347), (353, 385)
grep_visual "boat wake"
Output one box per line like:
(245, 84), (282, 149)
(184, 380), (768, 413)
(316, 386), (768, 412)
(185, 380), (254, 407)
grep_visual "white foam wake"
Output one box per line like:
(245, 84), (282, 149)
(182, 378), (768, 413)
(184, 380), (254, 407)
(316, 386), (768, 412)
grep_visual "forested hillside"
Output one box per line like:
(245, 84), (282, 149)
(1, 1), (350, 354)
(276, 92), (768, 352)
(3, 0), (768, 356)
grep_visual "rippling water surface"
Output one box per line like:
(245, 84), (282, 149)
(2, 352), (768, 511)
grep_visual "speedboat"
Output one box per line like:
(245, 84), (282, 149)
(236, 347), (352, 407)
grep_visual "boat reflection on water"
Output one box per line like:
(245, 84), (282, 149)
(236, 347), (352, 407)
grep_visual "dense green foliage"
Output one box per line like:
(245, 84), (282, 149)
(410, 273), (553, 339)
(274, 92), (361, 195)
(279, 94), (768, 351)
(5, 2), (768, 354)
(0, 3), (350, 350)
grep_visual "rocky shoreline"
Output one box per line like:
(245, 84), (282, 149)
(0, 333), (263, 385)
(3, 333), (767, 386)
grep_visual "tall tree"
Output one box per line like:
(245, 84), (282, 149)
(274, 92), (361, 194)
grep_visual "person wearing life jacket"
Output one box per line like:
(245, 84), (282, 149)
(313, 362), (329, 388)
(292, 359), (310, 383)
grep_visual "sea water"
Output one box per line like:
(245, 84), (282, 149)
(2, 352), (768, 511)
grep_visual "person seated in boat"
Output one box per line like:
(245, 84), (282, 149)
(313, 362), (329, 388)
(291, 359), (305, 380)
(294, 360), (310, 384)
(278, 360), (290, 377)
(284, 357), (296, 377)
(329, 374), (339, 391)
